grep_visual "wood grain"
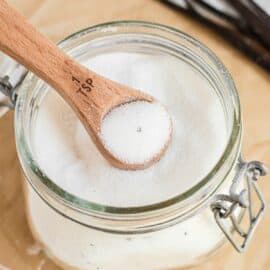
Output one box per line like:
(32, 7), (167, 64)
(0, 0), (269, 269)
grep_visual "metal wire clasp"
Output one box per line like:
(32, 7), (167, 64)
(0, 63), (27, 109)
(0, 75), (17, 108)
(211, 159), (267, 252)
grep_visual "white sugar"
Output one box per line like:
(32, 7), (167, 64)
(33, 52), (228, 207)
(101, 101), (171, 164)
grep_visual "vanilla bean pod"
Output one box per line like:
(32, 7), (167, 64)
(250, 0), (270, 20)
(226, 0), (270, 49)
(187, 1), (270, 71)
(189, 0), (269, 48)
(163, 0), (270, 72)
(186, 0), (236, 30)
(191, 0), (248, 31)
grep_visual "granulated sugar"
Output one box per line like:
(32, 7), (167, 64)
(33, 52), (228, 207)
(28, 50), (229, 269)
(101, 101), (171, 164)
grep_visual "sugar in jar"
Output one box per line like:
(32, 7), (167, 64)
(0, 21), (266, 270)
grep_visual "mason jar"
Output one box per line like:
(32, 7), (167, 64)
(0, 21), (267, 270)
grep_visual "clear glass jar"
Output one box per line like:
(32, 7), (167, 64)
(8, 21), (266, 270)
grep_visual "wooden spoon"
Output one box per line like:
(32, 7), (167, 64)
(0, 0), (172, 170)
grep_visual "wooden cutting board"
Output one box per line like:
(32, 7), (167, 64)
(0, 1), (270, 269)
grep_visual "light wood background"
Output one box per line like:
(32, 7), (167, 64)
(0, 1), (270, 269)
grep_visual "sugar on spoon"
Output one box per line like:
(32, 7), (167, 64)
(0, 0), (172, 170)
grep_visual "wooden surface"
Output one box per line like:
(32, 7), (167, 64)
(0, 0), (270, 269)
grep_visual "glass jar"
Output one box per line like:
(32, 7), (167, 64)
(0, 21), (267, 270)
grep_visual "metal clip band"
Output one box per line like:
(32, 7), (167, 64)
(211, 159), (267, 252)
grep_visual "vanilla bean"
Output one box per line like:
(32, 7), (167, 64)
(163, 0), (189, 11)
(192, 0), (243, 27)
(185, 0), (270, 71)
(226, 0), (270, 48)
(162, 0), (270, 72)
(250, 0), (270, 20)
(216, 25), (270, 72)
(192, 0), (257, 36)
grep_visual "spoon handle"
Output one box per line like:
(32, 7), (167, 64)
(0, 0), (95, 109)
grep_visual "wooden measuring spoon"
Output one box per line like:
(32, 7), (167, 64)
(0, 0), (172, 170)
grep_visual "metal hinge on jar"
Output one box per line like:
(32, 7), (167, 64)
(211, 158), (267, 252)
(0, 64), (27, 109)
(0, 75), (16, 108)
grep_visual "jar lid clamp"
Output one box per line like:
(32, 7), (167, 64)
(0, 75), (17, 108)
(211, 158), (267, 252)
(0, 53), (27, 112)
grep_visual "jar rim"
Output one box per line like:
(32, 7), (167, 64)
(15, 20), (242, 218)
